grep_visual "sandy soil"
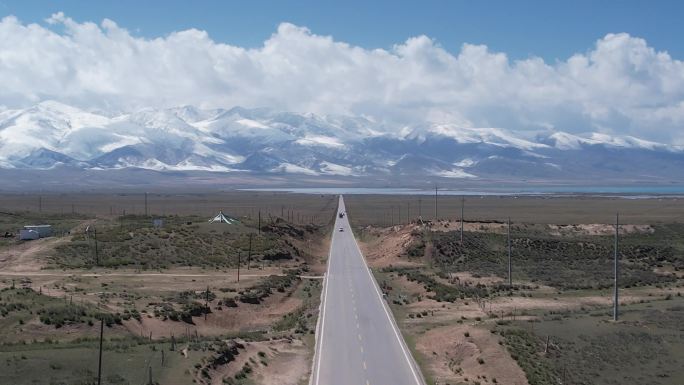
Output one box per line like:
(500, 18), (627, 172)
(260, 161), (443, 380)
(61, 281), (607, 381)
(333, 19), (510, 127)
(416, 323), (529, 385)
(201, 338), (310, 385)
(0, 236), (67, 272)
(547, 223), (654, 236)
(123, 282), (304, 340)
(436, 271), (506, 286)
(428, 220), (509, 234)
(251, 338), (311, 385)
(359, 225), (424, 268)
(290, 231), (330, 275)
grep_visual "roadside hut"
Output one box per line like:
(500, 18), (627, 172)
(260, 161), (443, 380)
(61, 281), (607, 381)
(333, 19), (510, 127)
(22, 225), (52, 238)
(19, 229), (40, 240)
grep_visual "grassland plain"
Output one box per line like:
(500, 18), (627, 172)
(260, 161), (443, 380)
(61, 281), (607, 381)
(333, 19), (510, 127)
(350, 196), (684, 385)
(344, 194), (684, 226)
(0, 191), (339, 226)
(0, 191), (335, 385)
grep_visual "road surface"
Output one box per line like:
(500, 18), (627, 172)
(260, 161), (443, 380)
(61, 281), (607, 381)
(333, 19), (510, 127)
(312, 196), (425, 385)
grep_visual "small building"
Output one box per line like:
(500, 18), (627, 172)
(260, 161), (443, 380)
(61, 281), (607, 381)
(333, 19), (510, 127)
(22, 225), (52, 238)
(153, 219), (164, 228)
(19, 229), (40, 240)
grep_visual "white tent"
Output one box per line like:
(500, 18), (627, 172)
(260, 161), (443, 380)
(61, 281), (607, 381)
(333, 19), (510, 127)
(209, 210), (239, 224)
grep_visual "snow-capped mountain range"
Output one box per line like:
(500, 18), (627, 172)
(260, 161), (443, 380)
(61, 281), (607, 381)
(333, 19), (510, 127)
(1, 101), (684, 182)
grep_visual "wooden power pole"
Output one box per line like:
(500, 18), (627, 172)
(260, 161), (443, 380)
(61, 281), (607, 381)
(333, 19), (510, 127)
(247, 234), (253, 270)
(237, 250), (241, 282)
(205, 286), (210, 321)
(97, 318), (104, 385)
(434, 185), (438, 221)
(460, 196), (464, 244)
(93, 228), (99, 266)
(507, 217), (512, 287)
(613, 213), (620, 321)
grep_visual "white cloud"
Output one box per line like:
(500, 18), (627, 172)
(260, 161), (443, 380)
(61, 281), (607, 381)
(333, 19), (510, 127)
(1, 14), (684, 143)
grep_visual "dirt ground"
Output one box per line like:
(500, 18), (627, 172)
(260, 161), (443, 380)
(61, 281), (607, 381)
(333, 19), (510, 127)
(0, 236), (67, 272)
(547, 223), (654, 236)
(357, 217), (683, 385)
(0, 202), (329, 385)
(200, 338), (310, 385)
(125, 281), (305, 340)
(416, 323), (529, 385)
(359, 225), (424, 268)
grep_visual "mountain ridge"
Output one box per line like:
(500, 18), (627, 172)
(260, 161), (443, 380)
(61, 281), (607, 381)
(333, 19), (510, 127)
(1, 101), (684, 183)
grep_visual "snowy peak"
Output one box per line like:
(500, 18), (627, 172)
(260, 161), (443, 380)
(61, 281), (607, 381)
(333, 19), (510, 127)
(0, 102), (683, 181)
(545, 131), (676, 152)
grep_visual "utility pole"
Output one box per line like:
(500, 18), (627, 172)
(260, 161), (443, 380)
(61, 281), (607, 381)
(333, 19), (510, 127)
(247, 234), (253, 270)
(237, 250), (241, 282)
(460, 196), (464, 244)
(39, 196), (42, 213)
(258, 211), (261, 235)
(434, 185), (438, 221)
(507, 217), (512, 287)
(94, 228), (99, 266)
(144, 192), (148, 217)
(407, 202), (410, 223)
(418, 198), (422, 218)
(614, 213), (620, 321)
(97, 318), (104, 385)
(148, 366), (153, 385)
(205, 286), (210, 321)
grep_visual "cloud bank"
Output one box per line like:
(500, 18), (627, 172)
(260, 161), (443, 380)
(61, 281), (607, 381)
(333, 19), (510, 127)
(1, 13), (684, 143)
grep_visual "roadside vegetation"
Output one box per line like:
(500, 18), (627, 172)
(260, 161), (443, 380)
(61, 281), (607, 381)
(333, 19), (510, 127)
(51, 215), (320, 269)
(357, 209), (683, 385)
(0, 192), (334, 385)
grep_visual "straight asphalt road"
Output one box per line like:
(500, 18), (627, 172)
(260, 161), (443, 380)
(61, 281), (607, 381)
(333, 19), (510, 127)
(312, 196), (425, 385)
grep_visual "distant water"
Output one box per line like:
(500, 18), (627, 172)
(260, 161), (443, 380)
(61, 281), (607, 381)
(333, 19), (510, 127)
(243, 186), (684, 198)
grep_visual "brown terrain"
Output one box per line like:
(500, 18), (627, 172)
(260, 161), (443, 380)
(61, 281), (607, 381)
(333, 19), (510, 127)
(358, 217), (682, 385)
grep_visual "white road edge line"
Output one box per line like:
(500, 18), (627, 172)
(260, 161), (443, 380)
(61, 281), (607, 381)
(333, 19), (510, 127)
(310, 199), (339, 385)
(347, 199), (426, 385)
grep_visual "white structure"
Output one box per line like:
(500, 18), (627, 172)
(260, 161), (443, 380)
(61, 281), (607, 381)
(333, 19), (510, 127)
(209, 211), (239, 224)
(22, 225), (52, 238)
(19, 229), (40, 240)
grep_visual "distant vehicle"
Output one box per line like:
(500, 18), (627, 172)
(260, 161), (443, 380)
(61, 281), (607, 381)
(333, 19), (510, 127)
(338, 212), (345, 218)
(339, 227), (344, 232)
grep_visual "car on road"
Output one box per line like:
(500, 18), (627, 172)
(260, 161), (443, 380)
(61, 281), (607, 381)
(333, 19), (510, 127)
(339, 227), (344, 232)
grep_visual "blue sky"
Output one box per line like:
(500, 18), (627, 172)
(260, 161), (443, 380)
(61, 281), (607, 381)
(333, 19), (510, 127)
(1, 1), (684, 144)
(2, 0), (683, 61)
